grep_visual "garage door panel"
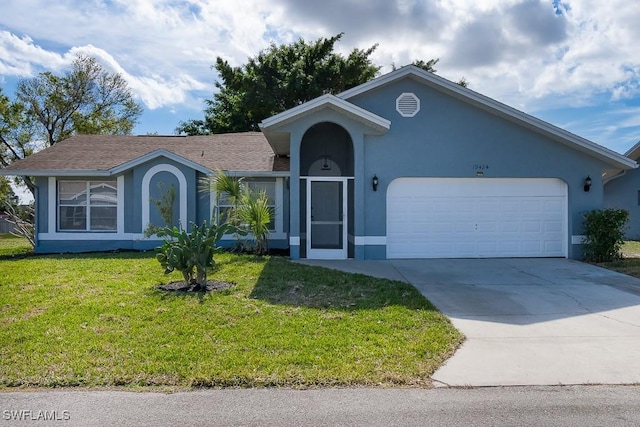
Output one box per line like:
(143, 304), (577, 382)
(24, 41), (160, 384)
(387, 178), (567, 258)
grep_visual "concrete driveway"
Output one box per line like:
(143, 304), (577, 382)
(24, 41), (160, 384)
(300, 258), (640, 387)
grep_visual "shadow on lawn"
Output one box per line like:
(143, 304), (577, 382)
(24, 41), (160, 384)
(249, 257), (437, 311)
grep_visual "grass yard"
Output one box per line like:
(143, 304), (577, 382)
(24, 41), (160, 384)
(596, 240), (640, 279)
(0, 233), (32, 258)
(0, 236), (462, 389)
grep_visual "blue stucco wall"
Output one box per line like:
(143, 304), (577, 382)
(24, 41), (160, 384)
(34, 160), (289, 254)
(604, 169), (640, 239)
(352, 78), (606, 259)
(280, 76), (611, 260)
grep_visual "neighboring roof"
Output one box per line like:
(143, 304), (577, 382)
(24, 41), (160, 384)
(338, 65), (637, 171)
(260, 94), (391, 156)
(0, 133), (290, 176)
(624, 140), (640, 160)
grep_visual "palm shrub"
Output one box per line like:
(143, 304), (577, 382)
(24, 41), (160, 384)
(155, 220), (242, 291)
(205, 171), (274, 254)
(213, 172), (243, 224)
(582, 208), (629, 262)
(239, 188), (274, 254)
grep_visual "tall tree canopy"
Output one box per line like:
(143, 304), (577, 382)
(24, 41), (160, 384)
(176, 33), (380, 135)
(403, 58), (468, 87)
(179, 34), (469, 135)
(0, 55), (143, 195)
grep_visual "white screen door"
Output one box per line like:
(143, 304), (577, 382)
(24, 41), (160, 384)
(306, 177), (348, 259)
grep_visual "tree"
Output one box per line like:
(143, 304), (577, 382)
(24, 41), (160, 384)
(176, 33), (380, 134)
(0, 176), (18, 211)
(179, 35), (470, 135)
(0, 87), (34, 177)
(396, 59), (468, 87)
(1, 55), (143, 195)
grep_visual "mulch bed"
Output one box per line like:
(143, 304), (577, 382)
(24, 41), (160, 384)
(157, 280), (236, 293)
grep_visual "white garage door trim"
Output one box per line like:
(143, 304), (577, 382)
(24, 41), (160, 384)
(386, 178), (568, 259)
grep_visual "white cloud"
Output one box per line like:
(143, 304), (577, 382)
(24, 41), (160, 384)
(0, 0), (639, 147)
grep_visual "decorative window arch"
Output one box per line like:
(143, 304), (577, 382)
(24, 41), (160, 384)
(141, 164), (188, 230)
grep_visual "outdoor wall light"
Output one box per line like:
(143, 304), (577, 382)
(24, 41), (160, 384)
(584, 175), (592, 192)
(372, 175), (379, 191)
(321, 155), (331, 170)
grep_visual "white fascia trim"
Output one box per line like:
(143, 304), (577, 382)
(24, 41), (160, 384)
(141, 164), (188, 230)
(0, 169), (111, 177)
(354, 236), (387, 246)
(289, 236), (300, 246)
(111, 149), (212, 175)
(260, 94), (390, 132)
(38, 232), (161, 241)
(213, 171), (290, 178)
(338, 66), (420, 99)
(338, 65), (637, 170)
(1, 150), (214, 177)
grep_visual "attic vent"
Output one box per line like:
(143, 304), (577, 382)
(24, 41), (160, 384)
(396, 93), (420, 117)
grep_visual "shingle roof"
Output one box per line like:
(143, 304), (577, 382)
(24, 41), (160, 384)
(1, 133), (289, 174)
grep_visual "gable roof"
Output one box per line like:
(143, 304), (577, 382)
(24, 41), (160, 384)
(260, 94), (390, 156)
(0, 133), (289, 176)
(624, 140), (640, 160)
(338, 65), (637, 171)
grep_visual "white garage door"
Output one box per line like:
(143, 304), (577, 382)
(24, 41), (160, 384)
(386, 178), (567, 259)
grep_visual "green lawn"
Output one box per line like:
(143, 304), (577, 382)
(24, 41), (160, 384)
(0, 238), (462, 389)
(0, 233), (32, 257)
(596, 240), (640, 279)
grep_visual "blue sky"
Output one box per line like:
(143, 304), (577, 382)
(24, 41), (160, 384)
(1, 0), (640, 157)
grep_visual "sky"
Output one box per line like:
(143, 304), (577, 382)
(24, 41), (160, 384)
(1, 0), (640, 158)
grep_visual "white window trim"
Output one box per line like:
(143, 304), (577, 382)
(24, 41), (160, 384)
(141, 164), (188, 230)
(44, 176), (125, 238)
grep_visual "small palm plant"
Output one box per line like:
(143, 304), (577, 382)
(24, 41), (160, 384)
(239, 188), (274, 254)
(213, 172), (243, 224)
(204, 171), (274, 255)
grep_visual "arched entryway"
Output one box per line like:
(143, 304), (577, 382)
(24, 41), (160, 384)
(299, 122), (354, 259)
(141, 164), (187, 231)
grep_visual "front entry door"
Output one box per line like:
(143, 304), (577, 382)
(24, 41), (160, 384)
(306, 178), (348, 259)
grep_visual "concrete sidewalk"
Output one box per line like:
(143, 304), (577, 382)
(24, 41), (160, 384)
(299, 258), (640, 387)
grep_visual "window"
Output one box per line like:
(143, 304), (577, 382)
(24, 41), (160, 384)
(216, 179), (277, 231)
(58, 181), (117, 231)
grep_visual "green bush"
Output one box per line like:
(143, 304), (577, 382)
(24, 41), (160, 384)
(155, 220), (242, 291)
(582, 208), (629, 262)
